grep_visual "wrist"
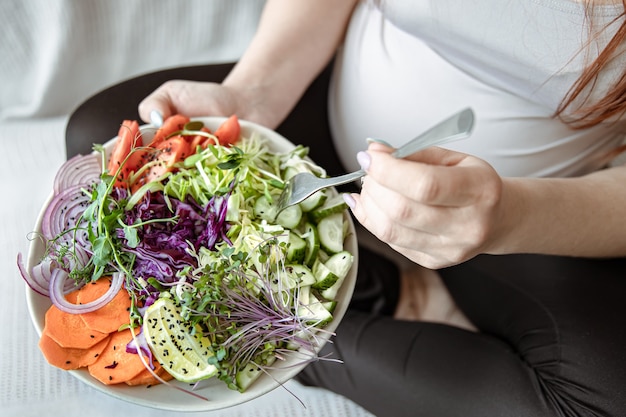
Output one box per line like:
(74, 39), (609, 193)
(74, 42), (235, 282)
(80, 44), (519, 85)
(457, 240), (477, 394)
(222, 61), (302, 129)
(486, 177), (535, 255)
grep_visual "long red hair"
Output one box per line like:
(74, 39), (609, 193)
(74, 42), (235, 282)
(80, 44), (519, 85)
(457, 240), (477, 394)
(556, 1), (626, 128)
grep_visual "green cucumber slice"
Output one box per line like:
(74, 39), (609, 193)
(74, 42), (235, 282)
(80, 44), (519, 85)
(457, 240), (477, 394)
(299, 189), (328, 212)
(320, 251), (354, 300)
(235, 356), (276, 392)
(286, 264), (317, 286)
(300, 222), (320, 267)
(253, 196), (276, 221)
(297, 285), (333, 326)
(286, 231), (306, 263)
(309, 194), (348, 223)
(317, 212), (345, 254)
(312, 260), (339, 290)
(276, 204), (302, 229)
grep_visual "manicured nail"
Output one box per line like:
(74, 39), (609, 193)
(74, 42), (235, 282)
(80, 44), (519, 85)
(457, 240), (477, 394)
(343, 193), (356, 209)
(150, 110), (163, 127)
(366, 137), (393, 147)
(357, 151), (371, 171)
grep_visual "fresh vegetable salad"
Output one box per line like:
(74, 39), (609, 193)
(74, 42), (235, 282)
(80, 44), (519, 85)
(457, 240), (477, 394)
(19, 115), (355, 394)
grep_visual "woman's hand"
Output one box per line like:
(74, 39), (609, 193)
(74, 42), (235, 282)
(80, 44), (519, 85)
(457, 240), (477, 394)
(138, 80), (280, 129)
(346, 142), (506, 269)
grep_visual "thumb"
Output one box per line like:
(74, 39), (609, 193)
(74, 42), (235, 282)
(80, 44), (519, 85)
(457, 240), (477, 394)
(138, 85), (177, 125)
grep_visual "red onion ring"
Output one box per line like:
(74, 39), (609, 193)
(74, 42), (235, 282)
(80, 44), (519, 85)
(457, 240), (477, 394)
(41, 184), (92, 241)
(17, 253), (49, 296)
(53, 153), (102, 194)
(49, 269), (125, 313)
(17, 254), (87, 297)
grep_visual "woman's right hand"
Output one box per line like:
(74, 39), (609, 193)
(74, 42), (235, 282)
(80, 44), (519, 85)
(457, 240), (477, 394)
(137, 80), (279, 129)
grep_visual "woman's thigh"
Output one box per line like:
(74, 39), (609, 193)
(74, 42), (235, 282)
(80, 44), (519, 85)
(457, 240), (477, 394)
(299, 254), (626, 417)
(440, 254), (626, 416)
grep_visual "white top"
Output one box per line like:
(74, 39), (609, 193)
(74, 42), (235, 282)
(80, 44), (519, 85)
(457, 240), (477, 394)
(330, 0), (626, 177)
(0, 0), (265, 120)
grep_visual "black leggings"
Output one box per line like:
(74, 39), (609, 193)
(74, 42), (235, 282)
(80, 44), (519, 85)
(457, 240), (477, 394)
(66, 62), (626, 417)
(297, 249), (626, 417)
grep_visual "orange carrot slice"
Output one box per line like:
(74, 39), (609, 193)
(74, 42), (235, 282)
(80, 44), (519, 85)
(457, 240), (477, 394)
(44, 303), (109, 349)
(125, 363), (174, 386)
(39, 332), (110, 370)
(78, 278), (132, 334)
(88, 328), (149, 385)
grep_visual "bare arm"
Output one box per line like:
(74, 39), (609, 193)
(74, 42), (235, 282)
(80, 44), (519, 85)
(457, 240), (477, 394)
(139, 0), (357, 127)
(223, 0), (358, 127)
(496, 164), (626, 257)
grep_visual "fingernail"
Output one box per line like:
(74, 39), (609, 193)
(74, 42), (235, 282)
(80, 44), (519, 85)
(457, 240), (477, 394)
(357, 151), (371, 171)
(343, 193), (356, 209)
(366, 137), (393, 147)
(150, 110), (163, 127)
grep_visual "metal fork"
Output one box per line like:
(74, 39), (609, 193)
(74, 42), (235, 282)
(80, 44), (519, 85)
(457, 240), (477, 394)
(275, 107), (475, 213)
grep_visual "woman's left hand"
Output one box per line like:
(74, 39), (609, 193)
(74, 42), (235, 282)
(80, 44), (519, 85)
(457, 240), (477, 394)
(346, 142), (505, 269)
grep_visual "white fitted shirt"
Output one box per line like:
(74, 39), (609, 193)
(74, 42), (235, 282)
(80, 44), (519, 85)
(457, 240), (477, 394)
(329, 1), (626, 177)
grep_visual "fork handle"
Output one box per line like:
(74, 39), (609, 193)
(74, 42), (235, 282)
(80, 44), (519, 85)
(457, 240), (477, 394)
(324, 108), (473, 190)
(391, 107), (474, 159)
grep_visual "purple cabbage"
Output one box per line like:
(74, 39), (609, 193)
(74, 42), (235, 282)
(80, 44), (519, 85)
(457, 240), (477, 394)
(118, 191), (231, 287)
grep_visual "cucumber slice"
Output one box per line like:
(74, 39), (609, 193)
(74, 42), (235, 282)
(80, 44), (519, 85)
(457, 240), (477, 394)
(322, 300), (337, 313)
(235, 362), (263, 392)
(286, 264), (316, 286)
(299, 189), (328, 212)
(253, 196), (276, 221)
(226, 193), (240, 222)
(300, 222), (320, 267)
(270, 264), (316, 293)
(286, 231), (306, 263)
(309, 194), (348, 223)
(235, 356), (276, 392)
(276, 204), (302, 229)
(312, 259), (339, 290)
(317, 212), (345, 254)
(320, 251), (354, 300)
(283, 166), (300, 180)
(297, 285), (333, 326)
(325, 251), (353, 280)
(254, 196), (302, 228)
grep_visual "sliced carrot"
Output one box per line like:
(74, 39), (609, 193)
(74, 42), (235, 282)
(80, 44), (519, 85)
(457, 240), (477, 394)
(44, 303), (109, 349)
(39, 332), (110, 370)
(63, 288), (80, 304)
(88, 328), (149, 385)
(125, 362), (174, 386)
(148, 114), (190, 148)
(107, 120), (143, 188)
(214, 114), (240, 146)
(78, 278), (132, 334)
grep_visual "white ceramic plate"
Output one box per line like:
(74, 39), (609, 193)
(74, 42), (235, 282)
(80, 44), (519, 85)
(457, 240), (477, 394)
(25, 117), (358, 412)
